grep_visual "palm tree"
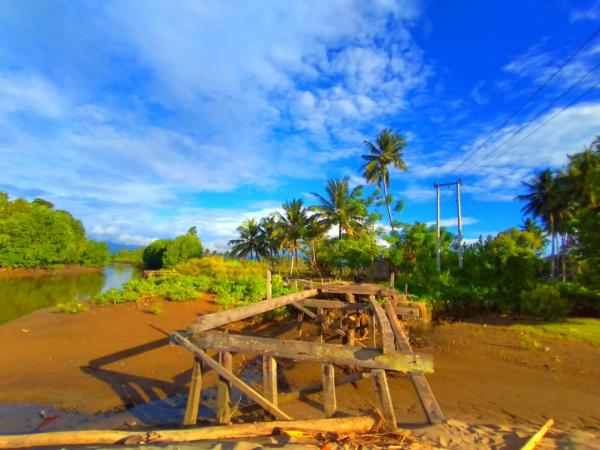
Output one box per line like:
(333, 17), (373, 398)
(273, 199), (309, 275)
(516, 170), (560, 276)
(259, 216), (281, 268)
(304, 215), (328, 274)
(361, 129), (408, 231)
(310, 177), (368, 240)
(563, 148), (599, 209)
(228, 218), (266, 260)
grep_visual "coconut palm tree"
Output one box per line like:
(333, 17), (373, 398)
(259, 216), (281, 268)
(361, 129), (407, 231)
(228, 218), (267, 260)
(310, 177), (368, 240)
(273, 199), (309, 275)
(304, 215), (328, 274)
(516, 169), (560, 276)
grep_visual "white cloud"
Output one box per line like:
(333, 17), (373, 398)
(425, 216), (478, 227)
(570, 2), (600, 22)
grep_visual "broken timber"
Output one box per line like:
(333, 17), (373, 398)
(171, 280), (443, 430)
(185, 330), (433, 373)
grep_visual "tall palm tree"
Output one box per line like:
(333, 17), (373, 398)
(563, 148), (599, 209)
(228, 218), (266, 260)
(516, 169), (560, 276)
(361, 129), (408, 231)
(273, 199), (309, 275)
(304, 215), (328, 274)
(310, 177), (368, 240)
(259, 216), (281, 268)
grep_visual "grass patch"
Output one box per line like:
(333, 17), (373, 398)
(56, 300), (88, 314)
(512, 318), (600, 347)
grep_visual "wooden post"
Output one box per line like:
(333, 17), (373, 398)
(216, 352), (233, 424)
(296, 311), (304, 337)
(263, 354), (278, 419)
(322, 364), (336, 417)
(183, 356), (203, 425)
(345, 293), (356, 304)
(389, 272), (395, 288)
(266, 270), (272, 300)
(371, 369), (396, 429)
(347, 328), (356, 346)
(368, 314), (376, 348)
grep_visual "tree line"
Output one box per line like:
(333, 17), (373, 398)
(226, 131), (600, 318)
(0, 193), (110, 268)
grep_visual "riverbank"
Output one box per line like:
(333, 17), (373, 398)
(0, 300), (599, 446)
(0, 265), (103, 279)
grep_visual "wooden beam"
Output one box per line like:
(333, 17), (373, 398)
(292, 303), (347, 340)
(185, 331), (433, 373)
(322, 364), (336, 417)
(216, 351), (232, 424)
(368, 313), (376, 348)
(191, 289), (319, 332)
(368, 297), (395, 354)
(371, 369), (397, 429)
(183, 356), (202, 426)
(0, 416), (379, 449)
(298, 299), (368, 311)
(383, 301), (445, 425)
(171, 333), (292, 421)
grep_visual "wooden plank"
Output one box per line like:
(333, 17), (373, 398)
(383, 301), (445, 424)
(186, 331), (433, 373)
(395, 305), (421, 318)
(345, 293), (356, 303)
(172, 333), (292, 421)
(371, 369), (397, 429)
(368, 296), (395, 354)
(292, 303), (347, 339)
(266, 270), (272, 300)
(191, 289), (318, 332)
(0, 416), (378, 449)
(183, 356), (202, 425)
(216, 351), (232, 424)
(322, 364), (336, 417)
(299, 298), (368, 311)
(292, 303), (318, 320)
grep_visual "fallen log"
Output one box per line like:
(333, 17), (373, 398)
(0, 416), (378, 449)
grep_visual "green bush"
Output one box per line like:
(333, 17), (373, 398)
(520, 285), (570, 319)
(56, 300), (88, 314)
(558, 282), (600, 315)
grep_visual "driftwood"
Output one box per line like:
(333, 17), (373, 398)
(521, 418), (554, 450)
(0, 416), (378, 449)
(185, 330), (434, 373)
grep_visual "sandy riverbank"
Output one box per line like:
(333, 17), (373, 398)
(0, 265), (103, 279)
(0, 298), (599, 447)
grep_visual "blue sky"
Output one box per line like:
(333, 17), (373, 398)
(1, 0), (599, 249)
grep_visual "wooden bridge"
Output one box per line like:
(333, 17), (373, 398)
(171, 275), (444, 431)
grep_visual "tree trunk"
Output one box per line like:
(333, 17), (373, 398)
(338, 224), (343, 277)
(382, 178), (395, 232)
(561, 234), (567, 283)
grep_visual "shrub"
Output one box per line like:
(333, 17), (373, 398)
(520, 285), (570, 319)
(56, 301), (88, 314)
(148, 301), (165, 315)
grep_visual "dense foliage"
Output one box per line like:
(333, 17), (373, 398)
(94, 256), (295, 310)
(0, 193), (109, 268)
(142, 230), (203, 269)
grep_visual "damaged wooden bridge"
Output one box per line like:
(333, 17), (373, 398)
(171, 275), (445, 430)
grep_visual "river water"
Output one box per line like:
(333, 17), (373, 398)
(0, 264), (142, 325)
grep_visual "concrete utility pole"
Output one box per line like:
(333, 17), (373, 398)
(435, 184), (441, 272)
(433, 179), (464, 271)
(456, 179), (463, 269)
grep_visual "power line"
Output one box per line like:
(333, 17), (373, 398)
(467, 59), (600, 171)
(449, 25), (600, 174)
(477, 77), (600, 170)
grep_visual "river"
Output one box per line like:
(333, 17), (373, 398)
(0, 264), (142, 325)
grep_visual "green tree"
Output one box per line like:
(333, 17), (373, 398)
(274, 199), (309, 275)
(163, 234), (204, 267)
(229, 218), (267, 260)
(80, 241), (110, 266)
(361, 129), (407, 231)
(142, 239), (170, 269)
(310, 177), (368, 240)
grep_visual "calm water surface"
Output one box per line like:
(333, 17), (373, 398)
(0, 264), (142, 325)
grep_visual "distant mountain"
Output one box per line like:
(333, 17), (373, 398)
(105, 241), (144, 254)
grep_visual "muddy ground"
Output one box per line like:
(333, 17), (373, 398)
(0, 297), (599, 448)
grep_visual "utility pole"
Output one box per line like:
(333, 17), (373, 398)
(435, 184), (441, 272)
(456, 179), (463, 269)
(433, 179), (465, 271)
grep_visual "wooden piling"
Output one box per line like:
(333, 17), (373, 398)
(183, 356), (202, 426)
(322, 364), (336, 417)
(216, 351), (233, 424)
(371, 369), (396, 429)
